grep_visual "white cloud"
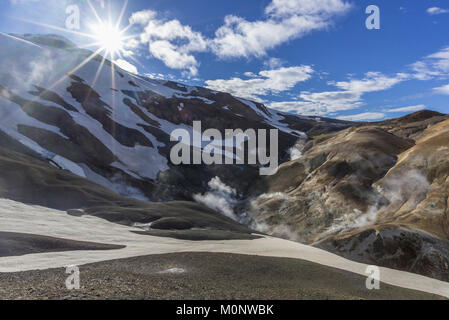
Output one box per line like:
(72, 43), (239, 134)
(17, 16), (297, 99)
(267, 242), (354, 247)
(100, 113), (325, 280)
(337, 112), (385, 121)
(264, 57), (284, 69)
(243, 71), (257, 78)
(129, 0), (351, 73)
(268, 92), (361, 115)
(268, 100), (340, 115)
(297, 90), (362, 114)
(427, 7), (449, 15)
(387, 105), (426, 113)
(211, 0), (351, 59)
(149, 40), (200, 75)
(268, 72), (408, 115)
(114, 59), (138, 74)
(205, 45), (449, 116)
(124, 38), (140, 50)
(129, 10), (157, 25)
(265, 0), (351, 17)
(434, 84), (449, 95)
(411, 47), (449, 80)
(331, 72), (410, 93)
(129, 10), (208, 75)
(268, 47), (449, 116)
(125, 3), (447, 118)
(205, 65), (314, 101)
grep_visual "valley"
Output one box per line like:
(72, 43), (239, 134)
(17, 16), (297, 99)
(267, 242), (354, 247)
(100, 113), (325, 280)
(0, 32), (448, 299)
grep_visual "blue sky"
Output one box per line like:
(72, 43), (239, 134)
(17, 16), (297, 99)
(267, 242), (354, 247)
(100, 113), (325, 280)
(1, 0), (449, 120)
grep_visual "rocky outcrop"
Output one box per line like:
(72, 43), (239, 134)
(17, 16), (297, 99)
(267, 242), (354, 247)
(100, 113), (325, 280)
(318, 226), (449, 282)
(248, 126), (415, 242)
(247, 112), (449, 281)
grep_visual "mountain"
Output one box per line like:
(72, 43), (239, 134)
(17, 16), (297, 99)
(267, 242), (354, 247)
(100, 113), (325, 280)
(0, 33), (351, 203)
(248, 110), (449, 281)
(1, 32), (449, 288)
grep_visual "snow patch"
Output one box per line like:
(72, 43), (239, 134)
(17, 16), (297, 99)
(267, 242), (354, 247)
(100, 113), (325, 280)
(158, 268), (186, 274)
(49, 155), (86, 178)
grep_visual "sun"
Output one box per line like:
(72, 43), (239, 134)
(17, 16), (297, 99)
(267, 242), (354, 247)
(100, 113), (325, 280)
(92, 22), (125, 57)
(19, 0), (137, 65)
(17, 0), (141, 107)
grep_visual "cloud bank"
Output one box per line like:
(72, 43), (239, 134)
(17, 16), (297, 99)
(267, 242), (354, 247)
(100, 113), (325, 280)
(129, 0), (352, 75)
(205, 65), (314, 102)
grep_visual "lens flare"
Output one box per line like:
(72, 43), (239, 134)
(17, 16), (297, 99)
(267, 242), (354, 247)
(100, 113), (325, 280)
(16, 0), (141, 113)
(92, 22), (125, 57)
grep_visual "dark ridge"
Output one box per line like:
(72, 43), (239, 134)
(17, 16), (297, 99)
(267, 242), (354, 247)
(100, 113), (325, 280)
(28, 85), (78, 112)
(379, 110), (445, 125)
(132, 230), (262, 241)
(0, 232), (124, 257)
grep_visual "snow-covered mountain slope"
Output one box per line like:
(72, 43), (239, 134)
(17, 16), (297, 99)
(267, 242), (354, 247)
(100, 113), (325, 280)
(0, 140), (255, 236)
(0, 33), (352, 201)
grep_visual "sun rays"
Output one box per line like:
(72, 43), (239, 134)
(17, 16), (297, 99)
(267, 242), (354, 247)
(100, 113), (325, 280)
(16, 0), (140, 113)
(85, 0), (136, 63)
(91, 22), (125, 56)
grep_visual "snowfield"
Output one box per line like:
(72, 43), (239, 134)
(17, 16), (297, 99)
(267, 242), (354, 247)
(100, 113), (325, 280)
(0, 198), (448, 298)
